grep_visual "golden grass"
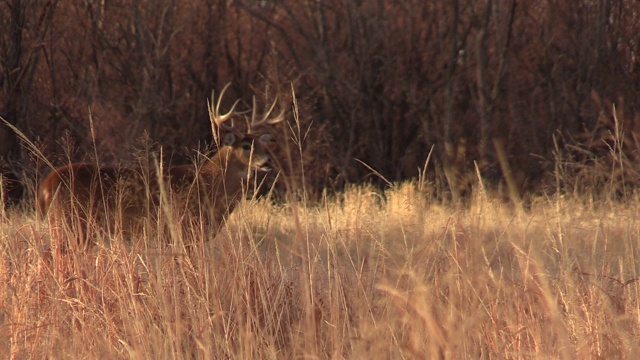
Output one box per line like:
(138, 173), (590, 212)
(1, 182), (640, 359)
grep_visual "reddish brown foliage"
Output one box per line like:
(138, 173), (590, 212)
(1, 0), (639, 200)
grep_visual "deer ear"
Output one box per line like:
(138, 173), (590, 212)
(258, 134), (276, 147)
(222, 133), (236, 146)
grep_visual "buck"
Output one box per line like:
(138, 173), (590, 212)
(37, 84), (283, 248)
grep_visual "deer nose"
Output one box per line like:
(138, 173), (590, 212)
(252, 156), (272, 171)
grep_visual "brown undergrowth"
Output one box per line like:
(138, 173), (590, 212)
(1, 182), (639, 358)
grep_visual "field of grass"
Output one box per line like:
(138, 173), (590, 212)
(1, 181), (639, 359)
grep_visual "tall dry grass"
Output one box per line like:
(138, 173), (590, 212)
(1, 179), (639, 358)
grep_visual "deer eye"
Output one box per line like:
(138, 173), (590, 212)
(223, 133), (236, 146)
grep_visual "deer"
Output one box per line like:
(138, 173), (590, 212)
(37, 84), (283, 250)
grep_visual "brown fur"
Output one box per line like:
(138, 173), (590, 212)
(37, 133), (277, 248)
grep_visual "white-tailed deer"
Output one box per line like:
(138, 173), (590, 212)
(37, 84), (283, 249)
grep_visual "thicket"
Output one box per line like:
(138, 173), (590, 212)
(1, 0), (639, 202)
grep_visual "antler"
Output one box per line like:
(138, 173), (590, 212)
(208, 83), (248, 148)
(209, 83), (284, 142)
(208, 83), (241, 134)
(248, 95), (284, 133)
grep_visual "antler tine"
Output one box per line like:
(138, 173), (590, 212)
(249, 95), (284, 133)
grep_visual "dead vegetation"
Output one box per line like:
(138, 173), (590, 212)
(1, 179), (640, 358)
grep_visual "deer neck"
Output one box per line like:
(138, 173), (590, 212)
(206, 146), (249, 201)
